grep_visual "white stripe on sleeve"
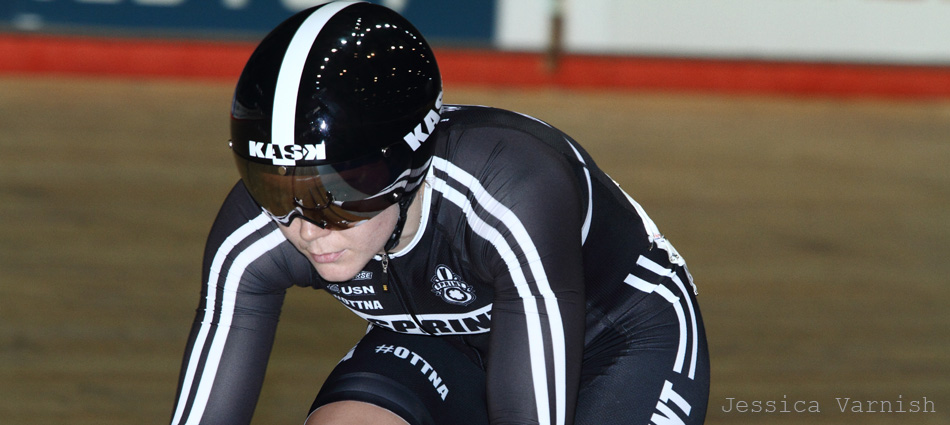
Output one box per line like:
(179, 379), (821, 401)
(432, 157), (567, 425)
(170, 214), (272, 425)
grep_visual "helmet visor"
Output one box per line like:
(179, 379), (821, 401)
(233, 142), (425, 229)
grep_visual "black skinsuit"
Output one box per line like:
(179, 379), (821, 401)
(170, 106), (709, 425)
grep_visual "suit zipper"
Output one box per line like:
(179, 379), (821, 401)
(380, 253), (432, 335)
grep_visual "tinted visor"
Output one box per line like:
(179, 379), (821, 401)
(234, 142), (424, 229)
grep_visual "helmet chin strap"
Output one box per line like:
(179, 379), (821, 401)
(384, 191), (415, 252)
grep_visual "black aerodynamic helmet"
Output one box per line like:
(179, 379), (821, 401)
(230, 1), (443, 231)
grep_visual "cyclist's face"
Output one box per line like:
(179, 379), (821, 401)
(278, 203), (399, 282)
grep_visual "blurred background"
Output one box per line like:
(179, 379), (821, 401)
(1, 1), (948, 424)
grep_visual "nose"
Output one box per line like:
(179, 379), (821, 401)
(298, 219), (332, 242)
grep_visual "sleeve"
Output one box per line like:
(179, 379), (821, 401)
(442, 121), (588, 425)
(169, 182), (315, 425)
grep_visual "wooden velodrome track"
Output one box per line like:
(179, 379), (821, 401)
(1, 75), (947, 424)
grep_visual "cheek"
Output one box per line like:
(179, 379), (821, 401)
(276, 222), (313, 254)
(277, 223), (299, 244)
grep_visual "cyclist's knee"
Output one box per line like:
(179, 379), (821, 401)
(305, 400), (409, 425)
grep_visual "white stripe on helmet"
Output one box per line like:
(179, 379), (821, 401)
(271, 1), (359, 166)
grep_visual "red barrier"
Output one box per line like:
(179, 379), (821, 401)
(0, 34), (253, 80)
(3, 33), (950, 98)
(436, 50), (950, 98)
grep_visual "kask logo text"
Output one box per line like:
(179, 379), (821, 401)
(403, 92), (443, 151)
(249, 140), (326, 163)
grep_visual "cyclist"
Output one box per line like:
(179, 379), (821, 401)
(169, 2), (709, 424)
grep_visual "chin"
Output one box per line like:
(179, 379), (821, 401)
(313, 264), (361, 282)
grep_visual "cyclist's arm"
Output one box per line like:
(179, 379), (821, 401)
(455, 132), (587, 425)
(169, 182), (313, 425)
